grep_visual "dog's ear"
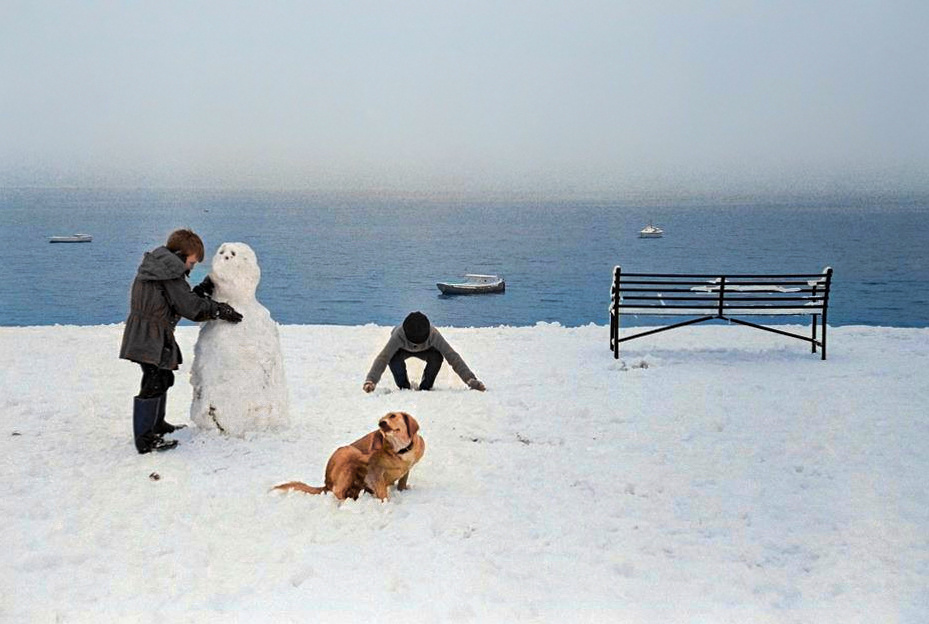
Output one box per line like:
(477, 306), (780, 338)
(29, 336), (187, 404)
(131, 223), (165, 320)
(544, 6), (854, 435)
(402, 412), (419, 437)
(370, 431), (385, 451)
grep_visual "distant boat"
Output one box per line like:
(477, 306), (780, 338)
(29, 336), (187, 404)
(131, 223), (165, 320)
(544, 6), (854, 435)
(638, 224), (663, 238)
(437, 274), (505, 295)
(49, 234), (93, 243)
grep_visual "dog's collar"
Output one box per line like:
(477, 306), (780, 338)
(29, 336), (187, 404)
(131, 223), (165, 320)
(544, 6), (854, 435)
(396, 441), (415, 455)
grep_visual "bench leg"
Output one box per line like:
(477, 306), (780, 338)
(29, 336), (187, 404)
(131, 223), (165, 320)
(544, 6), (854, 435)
(811, 315), (818, 355)
(821, 316), (827, 361)
(609, 313), (615, 352)
(610, 314), (620, 359)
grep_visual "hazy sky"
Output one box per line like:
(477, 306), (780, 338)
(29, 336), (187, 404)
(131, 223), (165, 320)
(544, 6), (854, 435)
(2, 1), (927, 197)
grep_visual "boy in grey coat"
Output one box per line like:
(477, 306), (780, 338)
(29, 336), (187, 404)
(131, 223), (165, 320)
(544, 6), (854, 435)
(363, 311), (485, 392)
(120, 229), (243, 453)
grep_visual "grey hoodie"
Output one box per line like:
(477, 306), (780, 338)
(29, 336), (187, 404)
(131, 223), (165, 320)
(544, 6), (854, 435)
(365, 325), (475, 385)
(119, 246), (219, 369)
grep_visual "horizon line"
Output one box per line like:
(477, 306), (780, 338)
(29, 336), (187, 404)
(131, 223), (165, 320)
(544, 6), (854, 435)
(3, 185), (928, 205)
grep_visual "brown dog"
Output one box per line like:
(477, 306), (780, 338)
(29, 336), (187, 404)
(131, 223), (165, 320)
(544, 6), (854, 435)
(273, 411), (425, 501)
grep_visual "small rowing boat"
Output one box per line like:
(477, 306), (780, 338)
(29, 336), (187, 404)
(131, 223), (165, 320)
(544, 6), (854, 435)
(49, 234), (93, 243)
(437, 274), (505, 295)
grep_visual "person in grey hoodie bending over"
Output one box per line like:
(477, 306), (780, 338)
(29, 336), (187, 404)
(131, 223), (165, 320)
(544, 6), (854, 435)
(363, 311), (486, 392)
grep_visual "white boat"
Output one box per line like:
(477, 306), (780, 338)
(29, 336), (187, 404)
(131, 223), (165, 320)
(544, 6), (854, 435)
(437, 274), (505, 295)
(49, 234), (93, 243)
(638, 224), (663, 238)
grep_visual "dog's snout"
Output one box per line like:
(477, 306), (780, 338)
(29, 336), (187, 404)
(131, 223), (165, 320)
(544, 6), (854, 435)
(378, 420), (390, 432)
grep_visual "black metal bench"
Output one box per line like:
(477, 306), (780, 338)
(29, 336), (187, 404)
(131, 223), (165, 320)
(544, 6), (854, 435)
(609, 266), (833, 359)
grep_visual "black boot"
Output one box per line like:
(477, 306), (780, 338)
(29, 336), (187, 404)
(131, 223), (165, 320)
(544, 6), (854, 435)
(134, 396), (178, 454)
(153, 393), (186, 435)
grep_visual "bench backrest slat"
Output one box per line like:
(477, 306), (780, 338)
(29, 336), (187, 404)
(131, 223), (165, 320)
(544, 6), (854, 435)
(619, 272), (826, 279)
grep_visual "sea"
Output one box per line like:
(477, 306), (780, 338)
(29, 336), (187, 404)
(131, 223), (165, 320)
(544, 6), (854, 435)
(1, 188), (927, 329)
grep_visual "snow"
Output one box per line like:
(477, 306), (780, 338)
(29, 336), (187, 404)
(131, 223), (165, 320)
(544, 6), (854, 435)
(2, 322), (928, 623)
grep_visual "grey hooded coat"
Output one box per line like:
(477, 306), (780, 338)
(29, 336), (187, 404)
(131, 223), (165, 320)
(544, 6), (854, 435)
(119, 246), (219, 369)
(365, 325), (475, 385)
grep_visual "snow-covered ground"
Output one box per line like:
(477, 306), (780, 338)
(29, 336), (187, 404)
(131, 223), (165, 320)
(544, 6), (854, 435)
(2, 323), (927, 623)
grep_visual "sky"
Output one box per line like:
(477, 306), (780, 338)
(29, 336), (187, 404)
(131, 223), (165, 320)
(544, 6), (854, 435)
(2, 1), (928, 198)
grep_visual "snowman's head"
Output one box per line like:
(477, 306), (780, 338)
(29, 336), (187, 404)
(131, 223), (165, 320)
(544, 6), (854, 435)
(209, 242), (261, 302)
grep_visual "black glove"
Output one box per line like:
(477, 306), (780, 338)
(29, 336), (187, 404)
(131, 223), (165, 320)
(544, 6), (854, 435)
(214, 302), (243, 323)
(193, 276), (214, 298)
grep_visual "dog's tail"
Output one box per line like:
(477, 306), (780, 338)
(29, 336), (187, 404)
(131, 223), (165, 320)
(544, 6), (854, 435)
(271, 481), (326, 495)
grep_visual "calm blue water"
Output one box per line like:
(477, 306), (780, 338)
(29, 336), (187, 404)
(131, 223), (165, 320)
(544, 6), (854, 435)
(1, 189), (927, 328)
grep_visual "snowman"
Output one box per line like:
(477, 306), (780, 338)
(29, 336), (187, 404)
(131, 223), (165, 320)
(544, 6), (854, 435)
(190, 242), (289, 435)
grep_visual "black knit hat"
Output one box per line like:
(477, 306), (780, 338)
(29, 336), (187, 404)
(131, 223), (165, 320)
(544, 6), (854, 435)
(402, 311), (431, 344)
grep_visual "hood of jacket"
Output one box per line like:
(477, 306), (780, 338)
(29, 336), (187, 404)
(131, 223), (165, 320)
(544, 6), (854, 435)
(136, 246), (188, 281)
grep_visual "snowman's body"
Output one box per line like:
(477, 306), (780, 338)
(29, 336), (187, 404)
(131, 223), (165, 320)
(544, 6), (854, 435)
(190, 242), (289, 435)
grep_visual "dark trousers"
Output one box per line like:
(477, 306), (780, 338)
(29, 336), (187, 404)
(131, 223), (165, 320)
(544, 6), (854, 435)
(388, 348), (444, 390)
(134, 364), (177, 447)
(139, 363), (174, 398)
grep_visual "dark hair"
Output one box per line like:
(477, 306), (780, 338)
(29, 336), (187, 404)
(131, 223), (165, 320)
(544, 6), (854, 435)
(165, 229), (205, 262)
